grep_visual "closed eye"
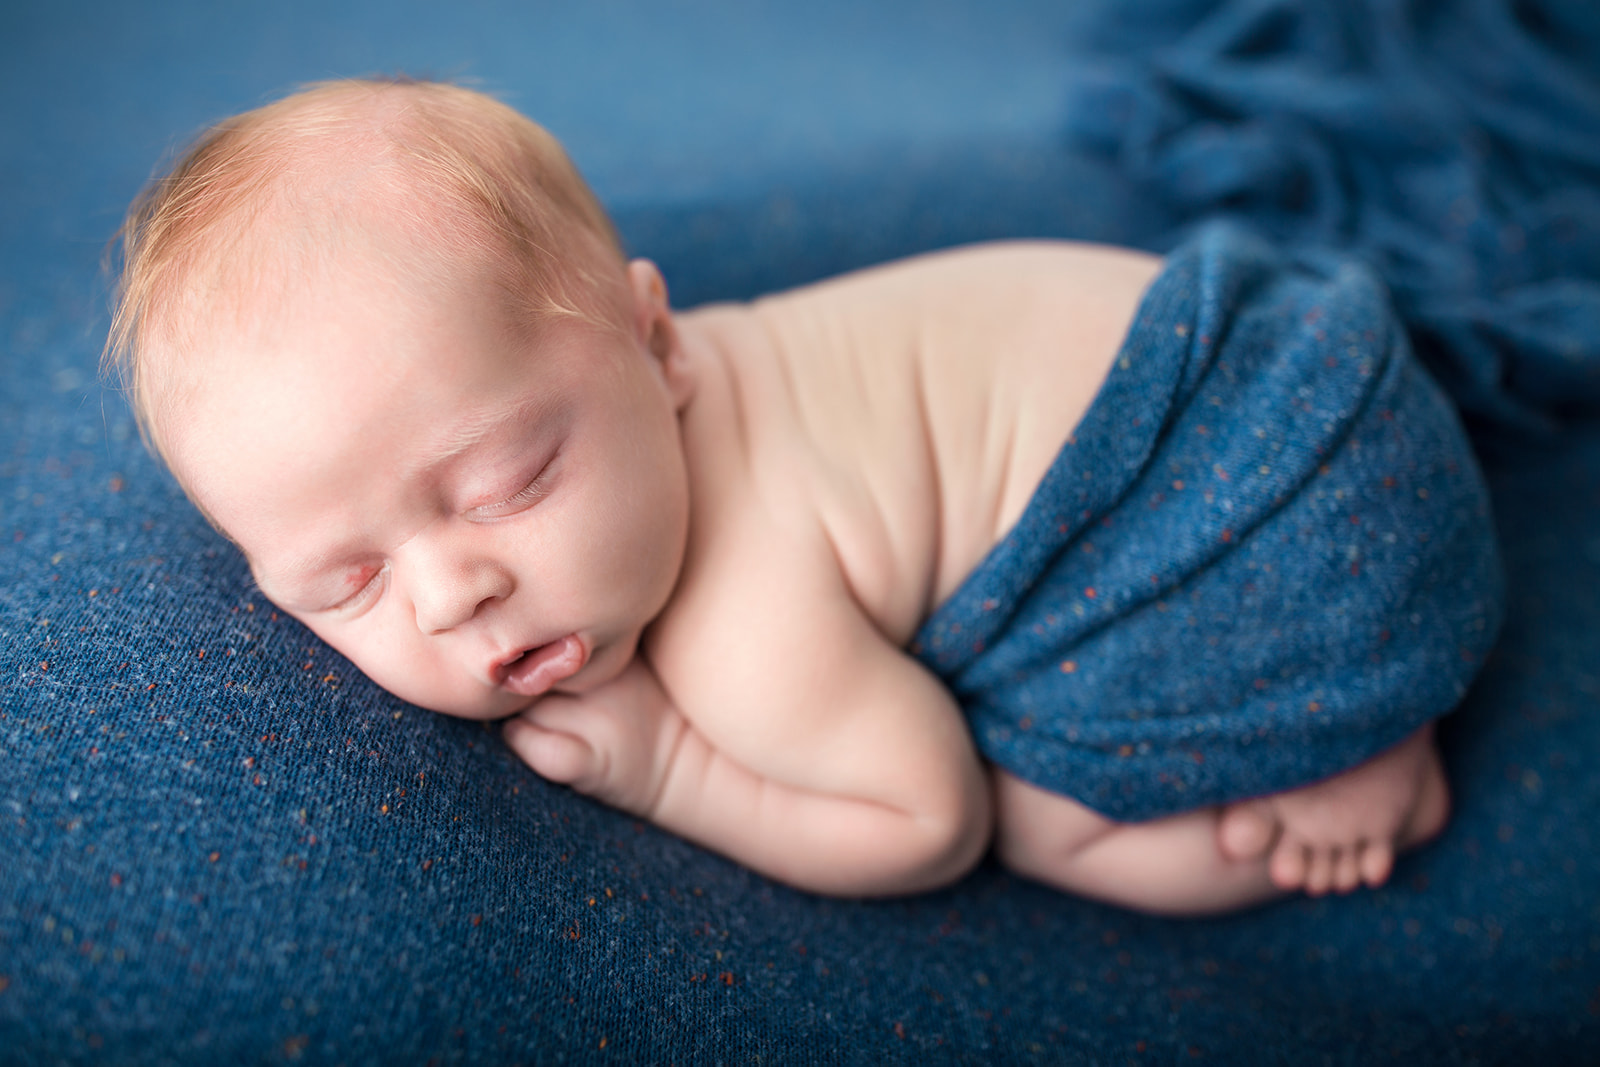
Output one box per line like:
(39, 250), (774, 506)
(328, 562), (388, 615)
(469, 459), (555, 520)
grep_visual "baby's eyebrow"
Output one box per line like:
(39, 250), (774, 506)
(411, 393), (553, 474)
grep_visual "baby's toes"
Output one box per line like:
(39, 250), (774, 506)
(1268, 841), (1309, 892)
(1360, 840), (1396, 888)
(1331, 846), (1364, 894)
(1302, 847), (1338, 896)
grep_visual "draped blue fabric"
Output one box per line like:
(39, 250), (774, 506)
(1056, 0), (1600, 429)
(3, 1), (1596, 1062)
(915, 226), (1503, 819)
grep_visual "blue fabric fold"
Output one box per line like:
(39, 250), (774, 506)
(1057, 0), (1600, 428)
(912, 224), (1504, 821)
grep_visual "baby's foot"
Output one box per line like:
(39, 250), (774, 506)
(1216, 724), (1450, 895)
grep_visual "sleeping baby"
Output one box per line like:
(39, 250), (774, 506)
(106, 78), (1502, 914)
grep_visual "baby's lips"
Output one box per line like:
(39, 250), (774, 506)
(499, 635), (589, 697)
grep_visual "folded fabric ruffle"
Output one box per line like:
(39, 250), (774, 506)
(1057, 0), (1600, 428)
(912, 224), (1503, 821)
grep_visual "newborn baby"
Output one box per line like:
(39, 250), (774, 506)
(108, 78), (1502, 914)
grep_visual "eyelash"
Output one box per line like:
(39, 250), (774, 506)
(330, 562), (388, 614)
(471, 460), (555, 520)
(487, 477), (547, 513)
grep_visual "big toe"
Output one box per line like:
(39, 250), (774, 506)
(1218, 800), (1281, 862)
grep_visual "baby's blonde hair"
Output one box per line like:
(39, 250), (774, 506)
(104, 76), (626, 451)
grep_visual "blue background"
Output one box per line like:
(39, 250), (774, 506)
(3, 1), (1598, 1063)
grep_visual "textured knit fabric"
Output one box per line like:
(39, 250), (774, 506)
(4, 1), (1599, 1064)
(914, 226), (1504, 819)
(1056, 0), (1600, 429)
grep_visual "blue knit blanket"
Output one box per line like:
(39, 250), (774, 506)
(913, 225), (1503, 820)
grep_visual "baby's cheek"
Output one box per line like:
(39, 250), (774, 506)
(303, 620), (415, 700)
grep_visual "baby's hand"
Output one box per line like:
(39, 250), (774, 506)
(501, 657), (687, 817)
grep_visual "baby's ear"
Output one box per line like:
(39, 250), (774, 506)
(626, 259), (691, 407)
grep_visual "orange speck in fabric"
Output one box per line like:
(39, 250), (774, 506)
(1084, 587), (1098, 599)
(720, 971), (736, 986)
(894, 1022), (906, 1040)
(597, 1037), (607, 1050)
(1307, 701), (1323, 713)
(1220, 529), (1234, 543)
(1118, 745), (1134, 757)
(1172, 480), (1185, 491)
(209, 852), (220, 863)
(1060, 660), (1078, 674)
(108, 477), (124, 493)
(471, 914), (482, 926)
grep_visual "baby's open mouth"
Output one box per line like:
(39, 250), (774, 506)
(498, 635), (589, 697)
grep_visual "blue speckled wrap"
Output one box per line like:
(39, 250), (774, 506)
(912, 224), (1505, 821)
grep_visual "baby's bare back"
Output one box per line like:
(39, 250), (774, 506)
(671, 241), (1162, 645)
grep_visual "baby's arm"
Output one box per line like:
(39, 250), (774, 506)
(509, 633), (989, 896)
(504, 546), (993, 897)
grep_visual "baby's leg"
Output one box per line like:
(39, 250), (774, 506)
(1216, 723), (1450, 895)
(992, 724), (1448, 914)
(993, 773), (1285, 916)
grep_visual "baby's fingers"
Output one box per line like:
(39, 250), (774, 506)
(503, 712), (598, 788)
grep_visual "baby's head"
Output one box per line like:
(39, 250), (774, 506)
(106, 78), (694, 718)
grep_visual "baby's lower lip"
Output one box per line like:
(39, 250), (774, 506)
(500, 635), (588, 697)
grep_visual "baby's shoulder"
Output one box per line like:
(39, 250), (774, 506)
(753, 239), (1161, 341)
(660, 240), (1164, 654)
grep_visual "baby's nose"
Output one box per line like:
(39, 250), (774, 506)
(406, 549), (514, 635)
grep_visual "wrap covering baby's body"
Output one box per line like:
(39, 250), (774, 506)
(911, 225), (1504, 822)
